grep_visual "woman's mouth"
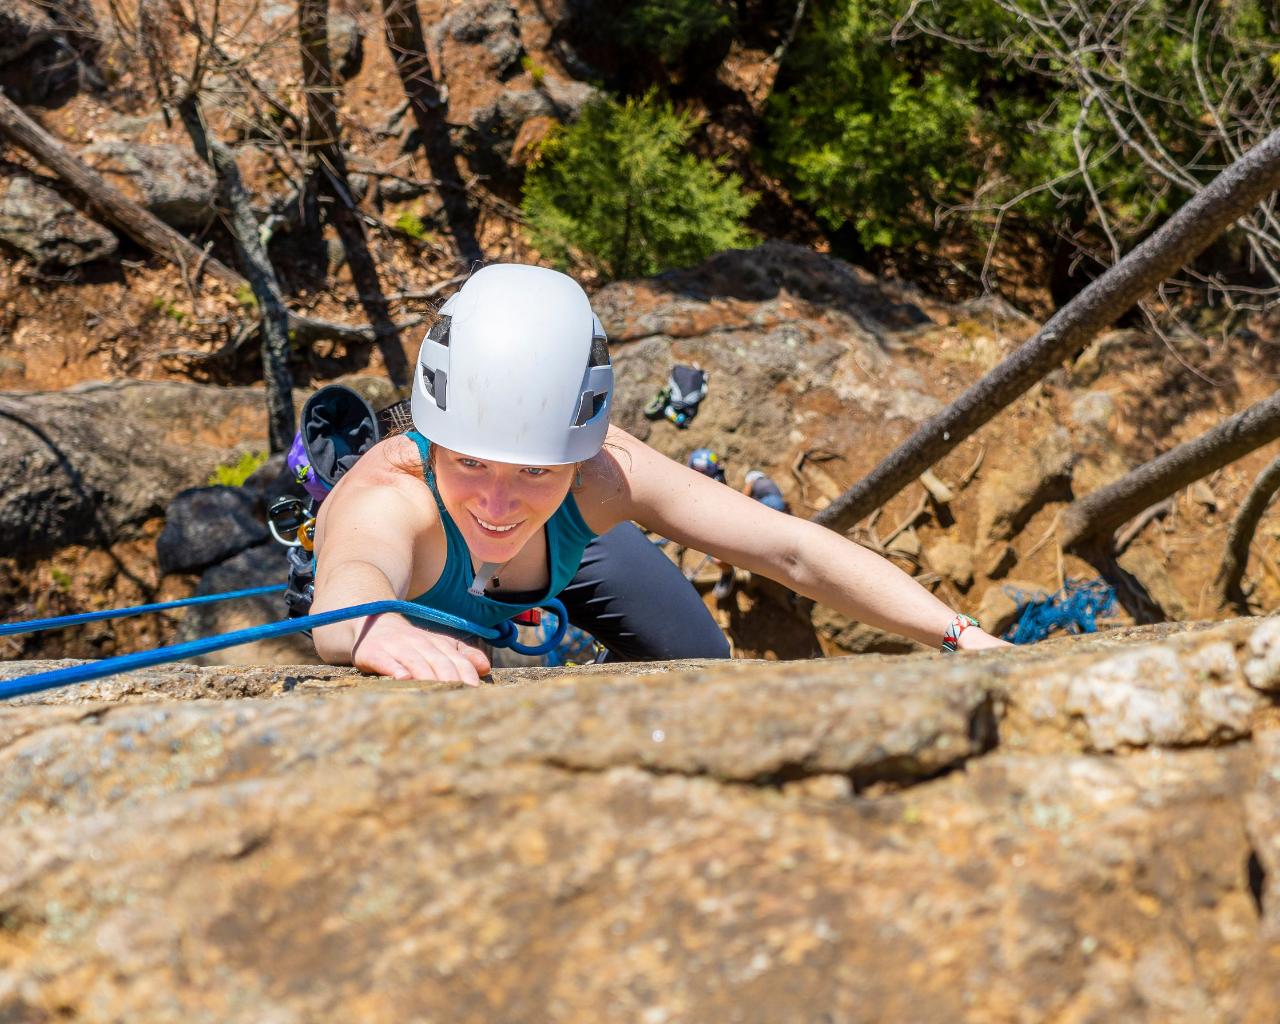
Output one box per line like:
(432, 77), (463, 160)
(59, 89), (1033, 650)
(470, 512), (523, 536)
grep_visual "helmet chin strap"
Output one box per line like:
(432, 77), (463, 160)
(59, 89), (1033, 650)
(468, 560), (507, 597)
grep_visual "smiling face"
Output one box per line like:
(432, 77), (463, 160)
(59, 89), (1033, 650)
(432, 445), (576, 563)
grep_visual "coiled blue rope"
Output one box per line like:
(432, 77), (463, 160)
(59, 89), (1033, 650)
(0, 597), (568, 700)
(1003, 578), (1117, 645)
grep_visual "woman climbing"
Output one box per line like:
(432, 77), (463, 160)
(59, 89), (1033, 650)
(310, 264), (1009, 683)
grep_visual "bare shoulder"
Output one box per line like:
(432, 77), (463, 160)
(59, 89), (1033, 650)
(315, 434), (439, 541)
(573, 425), (678, 532)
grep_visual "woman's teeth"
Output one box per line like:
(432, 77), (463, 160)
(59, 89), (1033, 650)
(474, 515), (519, 533)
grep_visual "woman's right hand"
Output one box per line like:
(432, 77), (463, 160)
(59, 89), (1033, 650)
(350, 613), (492, 685)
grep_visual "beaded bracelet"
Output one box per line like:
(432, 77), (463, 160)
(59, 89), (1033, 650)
(941, 614), (981, 653)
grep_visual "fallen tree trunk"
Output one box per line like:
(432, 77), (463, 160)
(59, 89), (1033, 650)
(813, 125), (1280, 534)
(0, 89), (398, 354)
(1060, 390), (1280, 551)
(0, 90), (240, 288)
(1215, 452), (1280, 609)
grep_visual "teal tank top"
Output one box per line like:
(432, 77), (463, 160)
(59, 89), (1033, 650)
(403, 430), (597, 627)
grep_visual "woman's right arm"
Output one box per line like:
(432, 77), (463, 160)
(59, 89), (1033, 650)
(310, 472), (490, 684)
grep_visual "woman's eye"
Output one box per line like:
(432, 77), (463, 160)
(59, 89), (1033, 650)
(523, 467), (550, 477)
(459, 458), (483, 469)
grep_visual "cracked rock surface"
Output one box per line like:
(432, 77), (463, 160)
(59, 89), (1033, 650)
(1, 616), (1279, 1022)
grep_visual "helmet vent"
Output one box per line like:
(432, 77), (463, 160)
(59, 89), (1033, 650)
(421, 364), (448, 410)
(427, 316), (451, 346)
(588, 333), (609, 368)
(573, 389), (606, 426)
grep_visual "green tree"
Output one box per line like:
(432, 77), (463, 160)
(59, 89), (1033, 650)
(620, 0), (735, 67)
(764, 1), (983, 252)
(764, 0), (1280, 307)
(522, 92), (755, 280)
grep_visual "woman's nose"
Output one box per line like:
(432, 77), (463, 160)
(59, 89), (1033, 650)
(480, 481), (519, 515)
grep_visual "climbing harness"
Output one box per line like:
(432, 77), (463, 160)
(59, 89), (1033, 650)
(0, 595), (570, 699)
(1003, 578), (1117, 645)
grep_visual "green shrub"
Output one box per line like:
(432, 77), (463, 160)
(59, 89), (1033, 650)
(208, 450), (269, 487)
(522, 92), (755, 280)
(764, 0), (1279, 284)
(234, 283), (258, 310)
(619, 0), (734, 67)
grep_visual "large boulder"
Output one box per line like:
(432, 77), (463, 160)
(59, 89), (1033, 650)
(0, 175), (116, 268)
(432, 0), (597, 182)
(80, 142), (217, 229)
(0, 381), (273, 558)
(0, 617), (1277, 1020)
(156, 486), (268, 575)
(0, 0), (84, 103)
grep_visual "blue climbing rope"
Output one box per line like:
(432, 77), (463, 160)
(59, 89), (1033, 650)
(0, 597), (569, 700)
(1003, 578), (1117, 645)
(0, 584), (288, 638)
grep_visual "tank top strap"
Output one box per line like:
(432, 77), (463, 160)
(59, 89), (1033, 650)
(404, 430), (446, 515)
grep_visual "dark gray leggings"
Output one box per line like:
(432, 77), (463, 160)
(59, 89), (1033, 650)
(557, 522), (731, 662)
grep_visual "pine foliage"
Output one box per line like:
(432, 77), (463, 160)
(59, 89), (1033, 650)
(522, 92), (755, 281)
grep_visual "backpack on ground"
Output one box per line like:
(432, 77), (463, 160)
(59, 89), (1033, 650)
(643, 364), (709, 428)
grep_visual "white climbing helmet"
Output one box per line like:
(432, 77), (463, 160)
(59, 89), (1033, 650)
(411, 263), (613, 465)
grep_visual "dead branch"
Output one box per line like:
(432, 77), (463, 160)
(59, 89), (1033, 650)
(881, 489), (930, 548)
(1114, 497), (1175, 554)
(0, 90), (240, 288)
(1214, 452), (1280, 608)
(813, 126), (1280, 535)
(957, 444), (986, 489)
(1061, 388), (1280, 551)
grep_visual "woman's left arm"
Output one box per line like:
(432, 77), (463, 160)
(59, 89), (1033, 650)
(591, 429), (1009, 652)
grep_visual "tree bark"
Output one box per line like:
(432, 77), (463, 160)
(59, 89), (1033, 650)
(176, 95), (296, 453)
(0, 89), (241, 288)
(813, 125), (1280, 534)
(379, 0), (481, 262)
(300, 0), (410, 389)
(1059, 390), (1280, 550)
(1215, 453), (1280, 609)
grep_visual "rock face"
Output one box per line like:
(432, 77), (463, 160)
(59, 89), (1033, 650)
(0, 175), (116, 268)
(81, 142), (217, 229)
(0, 381), (274, 558)
(0, 616), (1277, 1021)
